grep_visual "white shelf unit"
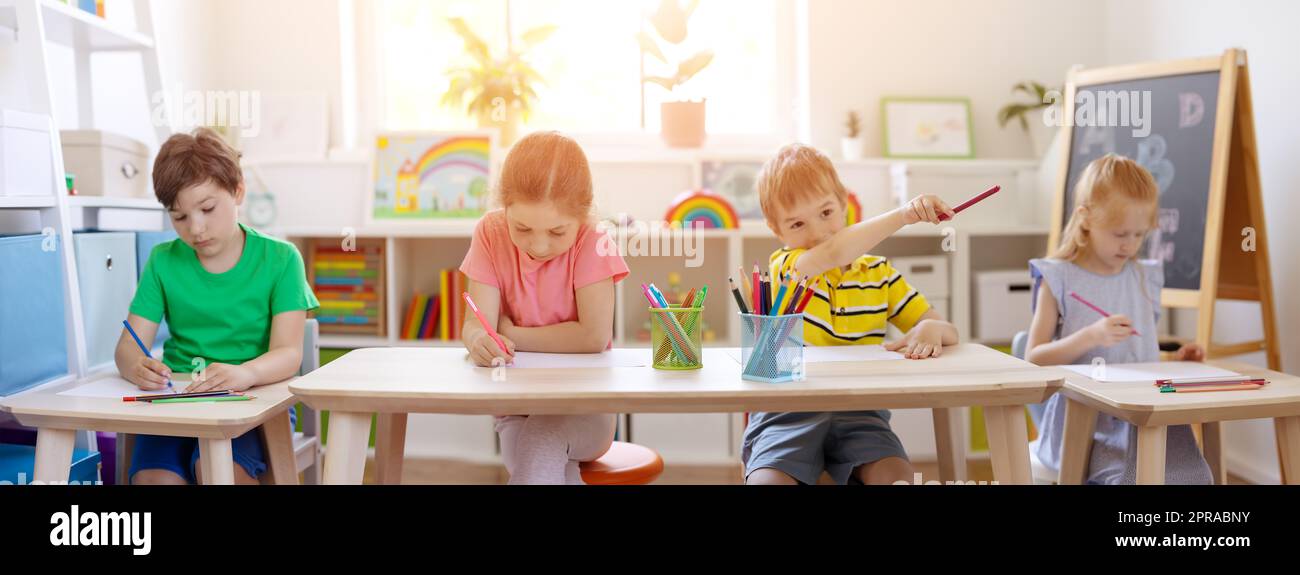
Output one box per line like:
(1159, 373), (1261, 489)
(0, 0), (170, 452)
(265, 155), (1051, 465)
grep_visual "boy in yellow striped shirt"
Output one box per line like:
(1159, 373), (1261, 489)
(743, 144), (960, 485)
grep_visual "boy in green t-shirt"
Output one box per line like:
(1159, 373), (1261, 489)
(115, 128), (319, 485)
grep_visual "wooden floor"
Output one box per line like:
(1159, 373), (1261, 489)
(360, 457), (1256, 485)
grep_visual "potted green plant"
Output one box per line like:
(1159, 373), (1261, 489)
(441, 17), (556, 148)
(638, 0), (714, 148)
(841, 110), (864, 160)
(997, 81), (1061, 158)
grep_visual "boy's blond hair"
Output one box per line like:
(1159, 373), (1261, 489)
(757, 143), (849, 231)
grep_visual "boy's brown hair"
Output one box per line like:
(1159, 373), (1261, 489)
(152, 127), (243, 208)
(757, 143), (849, 231)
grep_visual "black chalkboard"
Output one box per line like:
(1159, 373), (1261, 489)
(1062, 71), (1221, 290)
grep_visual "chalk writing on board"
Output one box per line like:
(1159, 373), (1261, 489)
(1179, 92), (1205, 128)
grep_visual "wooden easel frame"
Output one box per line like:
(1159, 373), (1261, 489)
(1048, 49), (1283, 482)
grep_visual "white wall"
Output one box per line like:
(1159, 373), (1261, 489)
(1103, 0), (1300, 484)
(804, 0), (1109, 158)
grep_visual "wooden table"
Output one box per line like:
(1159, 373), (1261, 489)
(1055, 360), (1300, 485)
(0, 372), (299, 485)
(289, 344), (1063, 485)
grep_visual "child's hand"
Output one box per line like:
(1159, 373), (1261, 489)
(884, 319), (947, 359)
(467, 329), (516, 367)
(1176, 342), (1206, 362)
(900, 194), (956, 225)
(127, 356), (172, 391)
(1087, 315), (1134, 347)
(188, 363), (257, 393)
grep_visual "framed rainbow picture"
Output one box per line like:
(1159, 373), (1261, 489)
(370, 131), (495, 222)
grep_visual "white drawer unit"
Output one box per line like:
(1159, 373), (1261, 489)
(888, 255), (949, 299)
(974, 269), (1034, 343)
(0, 110), (54, 198)
(73, 232), (139, 369)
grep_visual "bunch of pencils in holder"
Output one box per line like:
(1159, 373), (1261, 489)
(730, 264), (819, 378)
(641, 281), (705, 365)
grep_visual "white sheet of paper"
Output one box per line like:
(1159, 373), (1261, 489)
(1061, 362), (1241, 383)
(506, 349), (648, 369)
(57, 376), (191, 398)
(721, 345), (905, 364)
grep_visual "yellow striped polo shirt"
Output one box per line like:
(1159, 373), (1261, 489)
(770, 248), (931, 346)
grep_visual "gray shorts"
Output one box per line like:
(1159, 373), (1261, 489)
(742, 410), (908, 485)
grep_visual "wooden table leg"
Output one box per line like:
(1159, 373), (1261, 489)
(33, 428), (76, 484)
(261, 410), (299, 485)
(984, 405), (1032, 485)
(1275, 415), (1300, 485)
(374, 412), (408, 485)
(1136, 425), (1167, 485)
(323, 410), (372, 485)
(1201, 421), (1226, 485)
(932, 407), (966, 482)
(198, 438), (235, 485)
(1059, 398), (1097, 485)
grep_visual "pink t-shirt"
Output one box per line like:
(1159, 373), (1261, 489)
(459, 209), (629, 330)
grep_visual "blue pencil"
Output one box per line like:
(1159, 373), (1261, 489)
(121, 320), (174, 393)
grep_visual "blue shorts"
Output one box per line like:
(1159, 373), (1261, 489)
(742, 410), (908, 485)
(128, 431), (267, 484)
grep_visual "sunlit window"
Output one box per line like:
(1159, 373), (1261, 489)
(375, 0), (789, 137)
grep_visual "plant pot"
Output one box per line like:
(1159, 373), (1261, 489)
(660, 100), (706, 148)
(477, 104), (522, 148)
(841, 137), (865, 161)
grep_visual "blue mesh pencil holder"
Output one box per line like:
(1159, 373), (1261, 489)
(739, 313), (805, 383)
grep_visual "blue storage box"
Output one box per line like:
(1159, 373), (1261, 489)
(74, 232), (138, 369)
(0, 443), (100, 485)
(0, 233), (68, 396)
(135, 230), (178, 349)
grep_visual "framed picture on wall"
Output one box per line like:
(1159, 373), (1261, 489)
(700, 158), (766, 220)
(368, 131), (496, 223)
(881, 97), (974, 159)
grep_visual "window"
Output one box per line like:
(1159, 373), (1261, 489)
(374, 0), (792, 140)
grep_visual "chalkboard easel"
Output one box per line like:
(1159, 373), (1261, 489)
(1048, 49), (1281, 483)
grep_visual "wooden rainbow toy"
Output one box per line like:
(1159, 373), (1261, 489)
(845, 191), (862, 225)
(663, 189), (739, 229)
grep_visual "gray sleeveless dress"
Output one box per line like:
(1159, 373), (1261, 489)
(1030, 258), (1212, 485)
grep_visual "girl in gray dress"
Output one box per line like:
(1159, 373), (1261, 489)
(1026, 154), (1212, 485)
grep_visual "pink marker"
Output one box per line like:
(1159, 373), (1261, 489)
(1069, 291), (1140, 336)
(463, 292), (512, 357)
(937, 185), (1001, 221)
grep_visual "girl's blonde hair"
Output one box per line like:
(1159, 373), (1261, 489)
(496, 131), (593, 219)
(1052, 154), (1159, 261)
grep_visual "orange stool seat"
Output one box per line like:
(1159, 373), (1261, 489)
(580, 441), (664, 485)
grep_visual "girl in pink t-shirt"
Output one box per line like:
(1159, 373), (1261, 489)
(459, 131), (629, 485)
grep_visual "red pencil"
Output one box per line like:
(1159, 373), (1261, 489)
(795, 276), (820, 313)
(938, 185), (1001, 221)
(1069, 291), (1140, 336)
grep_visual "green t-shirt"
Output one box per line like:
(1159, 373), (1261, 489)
(129, 223), (320, 372)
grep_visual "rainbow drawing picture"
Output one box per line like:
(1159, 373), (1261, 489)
(664, 189), (739, 229)
(372, 132), (492, 220)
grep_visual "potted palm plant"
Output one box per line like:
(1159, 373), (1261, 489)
(441, 17), (556, 148)
(841, 110), (864, 160)
(997, 81), (1061, 158)
(639, 0), (714, 148)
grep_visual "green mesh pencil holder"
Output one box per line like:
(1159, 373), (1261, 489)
(740, 313), (805, 383)
(650, 305), (703, 370)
